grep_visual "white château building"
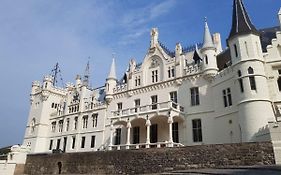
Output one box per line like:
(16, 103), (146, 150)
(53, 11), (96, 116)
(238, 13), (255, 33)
(22, 0), (281, 154)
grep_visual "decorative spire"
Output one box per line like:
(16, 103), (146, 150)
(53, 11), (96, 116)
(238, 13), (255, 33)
(83, 58), (90, 87)
(228, 0), (259, 40)
(202, 17), (215, 49)
(107, 56), (117, 80)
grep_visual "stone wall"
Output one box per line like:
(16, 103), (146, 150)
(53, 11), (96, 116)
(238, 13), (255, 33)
(23, 142), (275, 175)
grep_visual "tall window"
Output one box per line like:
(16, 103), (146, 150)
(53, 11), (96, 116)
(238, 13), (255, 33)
(170, 91), (178, 103)
(49, 140), (53, 150)
(245, 42), (249, 57)
(223, 88), (232, 107)
(234, 44), (238, 58)
(172, 122), (179, 143)
(66, 118), (70, 131)
(248, 67), (256, 90)
(238, 70), (244, 93)
(135, 76), (141, 86)
(115, 128), (121, 145)
(133, 127), (140, 144)
(58, 120), (63, 132)
(72, 136), (76, 149)
(134, 99), (140, 112)
(168, 66), (175, 78)
(82, 116), (88, 129)
(30, 118), (35, 133)
(205, 55), (208, 64)
(56, 139), (61, 150)
(152, 70), (158, 83)
(117, 103), (122, 111)
(81, 136), (85, 148)
(91, 135), (96, 148)
(277, 70), (281, 91)
(151, 95), (158, 110)
(51, 121), (56, 132)
(190, 87), (200, 106)
(92, 114), (98, 128)
(74, 117), (78, 130)
(192, 119), (202, 142)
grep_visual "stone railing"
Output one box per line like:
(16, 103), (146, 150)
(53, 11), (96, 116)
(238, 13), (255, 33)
(113, 84), (128, 93)
(110, 142), (184, 151)
(184, 63), (203, 75)
(110, 101), (184, 119)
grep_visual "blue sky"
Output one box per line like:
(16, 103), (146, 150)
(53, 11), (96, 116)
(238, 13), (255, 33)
(0, 0), (280, 148)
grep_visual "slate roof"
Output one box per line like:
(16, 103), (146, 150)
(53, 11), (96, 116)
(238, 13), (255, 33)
(228, 0), (259, 40)
(260, 26), (280, 52)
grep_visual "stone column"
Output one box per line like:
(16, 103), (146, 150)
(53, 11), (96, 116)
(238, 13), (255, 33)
(109, 122), (114, 151)
(126, 121), (131, 149)
(168, 116), (173, 147)
(146, 119), (151, 148)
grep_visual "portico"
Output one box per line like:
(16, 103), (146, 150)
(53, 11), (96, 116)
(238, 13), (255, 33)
(108, 109), (185, 150)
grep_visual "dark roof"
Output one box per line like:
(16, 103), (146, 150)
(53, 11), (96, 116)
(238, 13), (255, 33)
(217, 49), (231, 71)
(259, 26), (280, 52)
(158, 41), (203, 57)
(228, 0), (259, 40)
(192, 49), (202, 64)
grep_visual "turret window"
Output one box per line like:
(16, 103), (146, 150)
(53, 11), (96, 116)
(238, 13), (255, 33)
(205, 55), (208, 64)
(238, 70), (244, 93)
(248, 67), (256, 90)
(234, 44), (238, 58)
(245, 42), (249, 57)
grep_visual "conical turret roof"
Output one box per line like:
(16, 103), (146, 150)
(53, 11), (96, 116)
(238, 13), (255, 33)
(202, 19), (215, 49)
(228, 0), (259, 40)
(107, 58), (117, 80)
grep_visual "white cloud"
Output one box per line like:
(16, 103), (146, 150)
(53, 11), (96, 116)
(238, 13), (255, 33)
(118, 0), (176, 45)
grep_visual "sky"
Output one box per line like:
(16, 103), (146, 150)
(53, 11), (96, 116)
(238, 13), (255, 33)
(0, 0), (280, 148)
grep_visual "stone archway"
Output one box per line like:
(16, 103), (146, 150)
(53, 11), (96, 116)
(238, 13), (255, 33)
(131, 118), (146, 145)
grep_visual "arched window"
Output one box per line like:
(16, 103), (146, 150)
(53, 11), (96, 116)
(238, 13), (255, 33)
(248, 67), (254, 74)
(237, 70), (244, 92)
(248, 67), (256, 90)
(30, 118), (36, 133)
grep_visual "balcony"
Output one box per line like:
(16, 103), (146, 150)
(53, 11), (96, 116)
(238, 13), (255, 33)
(110, 101), (184, 119)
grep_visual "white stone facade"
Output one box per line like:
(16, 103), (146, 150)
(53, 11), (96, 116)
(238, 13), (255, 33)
(22, 1), (281, 157)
